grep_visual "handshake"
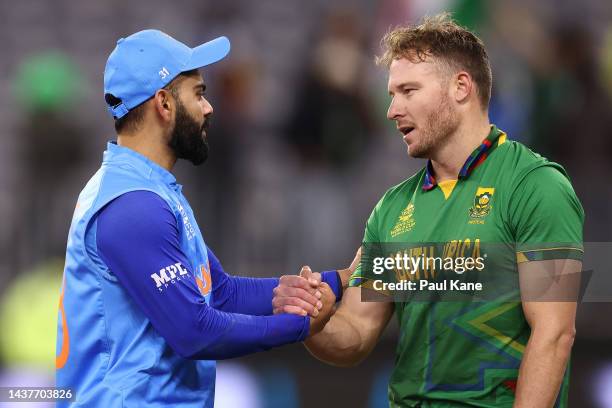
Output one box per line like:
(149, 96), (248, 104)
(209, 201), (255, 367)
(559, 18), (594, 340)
(272, 266), (337, 337)
(272, 248), (361, 337)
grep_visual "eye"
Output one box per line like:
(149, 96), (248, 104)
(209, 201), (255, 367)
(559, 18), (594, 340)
(403, 88), (416, 95)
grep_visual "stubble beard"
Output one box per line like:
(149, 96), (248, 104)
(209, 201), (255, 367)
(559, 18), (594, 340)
(408, 91), (460, 159)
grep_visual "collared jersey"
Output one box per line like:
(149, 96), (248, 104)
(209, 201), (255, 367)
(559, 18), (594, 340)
(350, 126), (584, 407)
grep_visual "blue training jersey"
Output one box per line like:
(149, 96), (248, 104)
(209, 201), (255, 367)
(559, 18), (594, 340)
(56, 142), (315, 407)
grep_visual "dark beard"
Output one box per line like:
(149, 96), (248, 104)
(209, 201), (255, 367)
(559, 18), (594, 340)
(168, 99), (209, 165)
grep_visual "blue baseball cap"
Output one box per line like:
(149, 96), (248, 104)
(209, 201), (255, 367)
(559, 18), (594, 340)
(104, 29), (230, 119)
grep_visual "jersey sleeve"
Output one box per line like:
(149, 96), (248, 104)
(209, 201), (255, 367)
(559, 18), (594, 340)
(508, 165), (584, 263)
(96, 190), (309, 360)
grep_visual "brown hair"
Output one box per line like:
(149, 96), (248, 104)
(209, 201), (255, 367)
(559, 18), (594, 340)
(377, 13), (492, 108)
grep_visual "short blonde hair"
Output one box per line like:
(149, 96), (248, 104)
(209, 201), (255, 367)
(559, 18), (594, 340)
(377, 13), (492, 108)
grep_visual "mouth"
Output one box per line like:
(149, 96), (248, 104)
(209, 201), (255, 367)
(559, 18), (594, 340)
(399, 126), (415, 138)
(201, 121), (209, 139)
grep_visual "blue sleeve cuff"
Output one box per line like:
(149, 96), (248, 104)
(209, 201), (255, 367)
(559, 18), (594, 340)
(321, 270), (342, 301)
(297, 315), (310, 341)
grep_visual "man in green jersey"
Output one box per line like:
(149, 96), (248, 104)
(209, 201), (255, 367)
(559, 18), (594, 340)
(273, 13), (583, 408)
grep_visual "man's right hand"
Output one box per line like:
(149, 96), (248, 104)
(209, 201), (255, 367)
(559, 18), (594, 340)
(308, 281), (336, 336)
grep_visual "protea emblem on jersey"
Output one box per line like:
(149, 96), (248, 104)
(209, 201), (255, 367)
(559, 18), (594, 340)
(391, 203), (416, 237)
(469, 187), (495, 219)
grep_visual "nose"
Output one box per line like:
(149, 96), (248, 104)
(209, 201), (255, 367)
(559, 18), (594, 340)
(387, 96), (403, 121)
(200, 97), (213, 116)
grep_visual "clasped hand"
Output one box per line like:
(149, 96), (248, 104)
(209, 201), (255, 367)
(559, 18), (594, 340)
(272, 266), (335, 336)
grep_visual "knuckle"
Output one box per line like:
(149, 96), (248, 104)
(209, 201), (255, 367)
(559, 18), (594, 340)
(302, 292), (315, 304)
(302, 291), (316, 302)
(299, 301), (309, 310)
(302, 294), (314, 305)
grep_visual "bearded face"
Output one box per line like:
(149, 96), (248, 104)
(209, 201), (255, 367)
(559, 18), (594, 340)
(387, 58), (460, 159)
(168, 96), (210, 166)
(406, 86), (460, 158)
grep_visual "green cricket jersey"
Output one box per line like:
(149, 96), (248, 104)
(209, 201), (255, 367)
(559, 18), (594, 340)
(350, 125), (584, 407)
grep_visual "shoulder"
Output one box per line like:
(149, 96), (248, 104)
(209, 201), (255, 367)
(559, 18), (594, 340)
(97, 191), (177, 237)
(97, 162), (160, 192)
(498, 140), (583, 218)
(102, 190), (170, 214)
(497, 140), (571, 188)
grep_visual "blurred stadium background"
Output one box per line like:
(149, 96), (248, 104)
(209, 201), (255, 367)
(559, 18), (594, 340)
(0, 0), (611, 406)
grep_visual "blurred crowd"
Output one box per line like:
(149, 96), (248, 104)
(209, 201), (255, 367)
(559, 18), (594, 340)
(0, 0), (611, 406)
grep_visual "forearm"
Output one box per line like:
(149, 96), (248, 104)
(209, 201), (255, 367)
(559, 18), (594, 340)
(186, 308), (310, 360)
(222, 276), (278, 315)
(514, 329), (575, 407)
(304, 311), (370, 367)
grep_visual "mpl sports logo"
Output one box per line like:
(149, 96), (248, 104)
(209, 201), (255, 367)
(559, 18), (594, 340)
(151, 262), (190, 293)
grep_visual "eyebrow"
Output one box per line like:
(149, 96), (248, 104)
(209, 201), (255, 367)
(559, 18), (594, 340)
(388, 81), (421, 94)
(194, 83), (206, 92)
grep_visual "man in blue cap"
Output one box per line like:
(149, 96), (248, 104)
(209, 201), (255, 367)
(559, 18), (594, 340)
(55, 30), (346, 407)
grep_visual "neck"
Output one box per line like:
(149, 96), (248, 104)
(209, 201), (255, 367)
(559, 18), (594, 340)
(429, 112), (491, 182)
(117, 131), (176, 171)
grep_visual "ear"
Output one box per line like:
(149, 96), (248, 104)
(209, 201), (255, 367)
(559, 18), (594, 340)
(454, 71), (473, 104)
(153, 89), (174, 123)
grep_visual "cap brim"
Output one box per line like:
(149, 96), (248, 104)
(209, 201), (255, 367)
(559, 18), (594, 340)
(186, 36), (231, 70)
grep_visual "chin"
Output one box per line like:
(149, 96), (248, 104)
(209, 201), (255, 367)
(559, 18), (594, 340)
(409, 149), (429, 159)
(406, 144), (421, 158)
